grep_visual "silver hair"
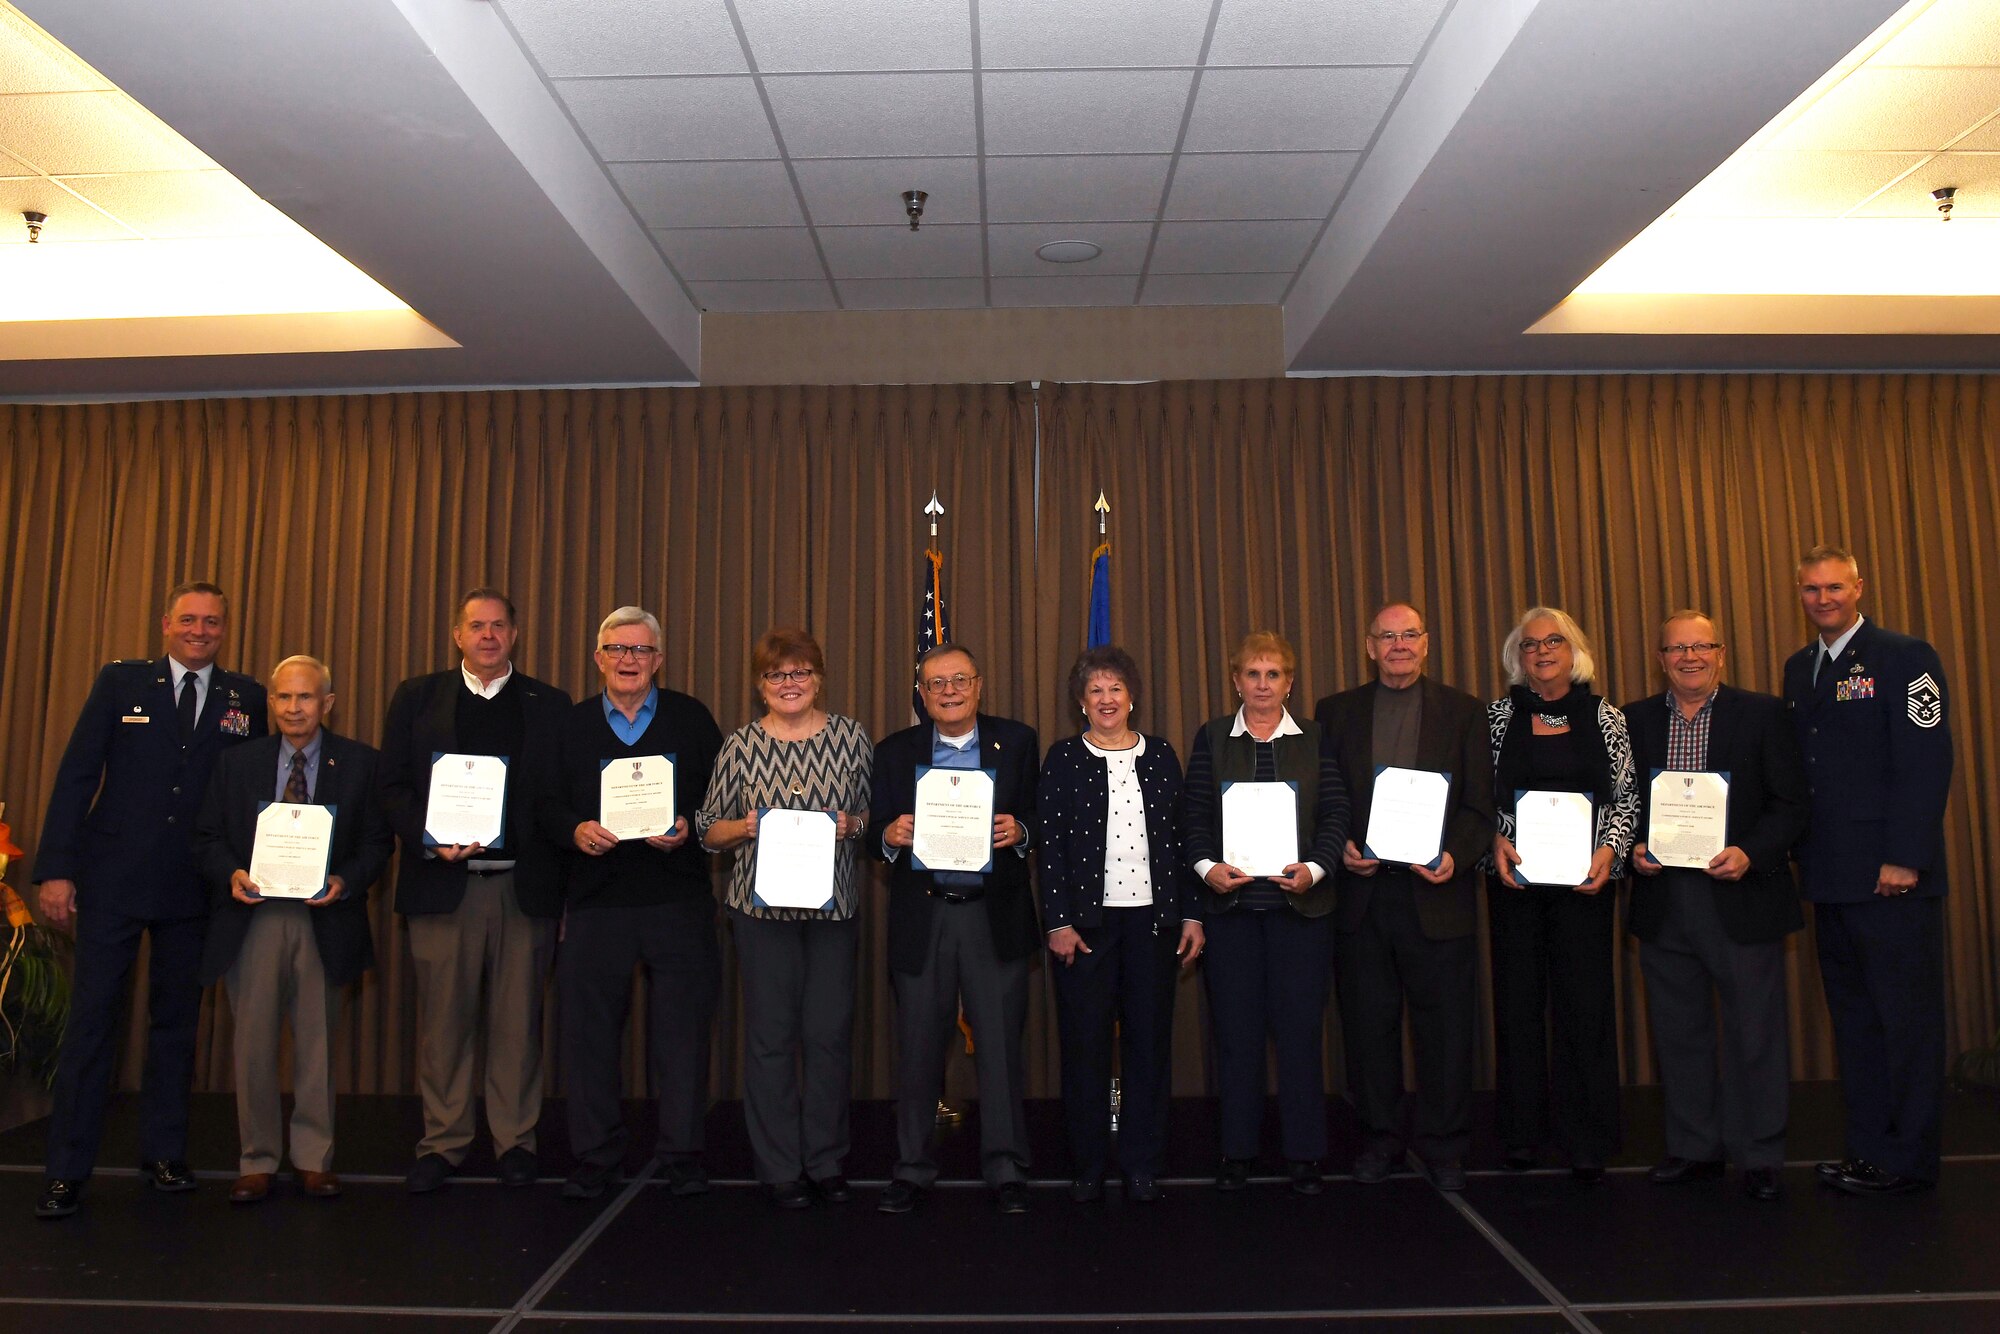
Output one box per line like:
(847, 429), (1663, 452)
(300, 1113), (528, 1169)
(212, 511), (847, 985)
(269, 654), (333, 693)
(596, 605), (663, 646)
(1500, 606), (1597, 687)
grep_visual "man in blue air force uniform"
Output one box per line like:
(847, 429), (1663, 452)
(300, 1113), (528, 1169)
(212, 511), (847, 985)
(1782, 545), (1953, 1196)
(32, 581), (267, 1219)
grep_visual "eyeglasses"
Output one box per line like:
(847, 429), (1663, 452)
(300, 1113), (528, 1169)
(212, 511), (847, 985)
(1371, 629), (1427, 645)
(1660, 642), (1723, 657)
(920, 672), (980, 695)
(762, 668), (817, 685)
(598, 644), (661, 661)
(1518, 634), (1569, 654)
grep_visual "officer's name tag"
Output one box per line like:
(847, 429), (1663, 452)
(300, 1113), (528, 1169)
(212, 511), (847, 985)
(1835, 676), (1874, 702)
(121, 714), (150, 724)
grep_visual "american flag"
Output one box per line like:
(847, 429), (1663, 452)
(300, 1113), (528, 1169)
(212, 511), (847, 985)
(1086, 540), (1111, 649)
(913, 545), (950, 719)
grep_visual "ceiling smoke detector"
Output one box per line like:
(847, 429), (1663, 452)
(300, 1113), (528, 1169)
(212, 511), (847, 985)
(1035, 239), (1101, 264)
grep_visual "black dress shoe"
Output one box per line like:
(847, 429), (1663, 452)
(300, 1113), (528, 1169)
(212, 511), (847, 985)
(140, 1160), (196, 1193)
(1743, 1167), (1782, 1201)
(1069, 1177), (1103, 1203)
(1648, 1156), (1725, 1185)
(663, 1159), (710, 1197)
(767, 1181), (813, 1210)
(1126, 1175), (1163, 1203)
(809, 1175), (852, 1203)
(995, 1181), (1030, 1214)
(877, 1179), (921, 1213)
(1830, 1162), (1934, 1197)
(1502, 1148), (1537, 1172)
(1287, 1160), (1324, 1196)
(406, 1152), (455, 1194)
(1353, 1143), (1398, 1184)
(34, 1179), (81, 1219)
(1425, 1159), (1468, 1193)
(1816, 1157), (1866, 1184)
(496, 1145), (538, 1187)
(563, 1161), (613, 1200)
(1214, 1158), (1251, 1192)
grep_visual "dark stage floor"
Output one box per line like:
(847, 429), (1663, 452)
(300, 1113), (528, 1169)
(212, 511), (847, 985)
(2, 1082), (1997, 1331)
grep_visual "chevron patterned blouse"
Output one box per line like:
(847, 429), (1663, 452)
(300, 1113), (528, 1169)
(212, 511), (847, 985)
(696, 712), (874, 920)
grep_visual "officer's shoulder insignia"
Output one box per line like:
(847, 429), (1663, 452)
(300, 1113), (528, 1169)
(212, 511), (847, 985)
(1907, 672), (1944, 729)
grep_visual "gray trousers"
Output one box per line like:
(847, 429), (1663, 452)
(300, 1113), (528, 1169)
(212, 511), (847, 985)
(1639, 871), (1791, 1168)
(730, 910), (858, 1184)
(891, 899), (1030, 1188)
(406, 871), (556, 1164)
(224, 903), (342, 1175)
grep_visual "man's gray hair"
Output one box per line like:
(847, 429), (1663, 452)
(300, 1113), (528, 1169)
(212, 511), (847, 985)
(597, 605), (663, 646)
(269, 654), (333, 693)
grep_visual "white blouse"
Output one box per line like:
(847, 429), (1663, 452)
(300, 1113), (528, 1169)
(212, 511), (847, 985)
(1085, 736), (1153, 907)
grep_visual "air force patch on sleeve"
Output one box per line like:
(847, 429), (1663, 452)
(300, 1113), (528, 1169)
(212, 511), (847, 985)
(1907, 673), (1944, 728)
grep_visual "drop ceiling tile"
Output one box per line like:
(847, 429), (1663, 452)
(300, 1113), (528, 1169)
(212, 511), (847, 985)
(1851, 152), (2000, 218)
(736, 0), (972, 72)
(612, 160), (803, 227)
(980, 0), (1214, 70)
(690, 279), (837, 312)
(1873, 0), (2000, 68)
(1185, 67), (1404, 152)
(0, 149), (30, 177)
(55, 170), (291, 239)
(991, 274), (1138, 306)
(1671, 150), (1927, 218)
(1149, 218), (1320, 272)
(793, 157), (982, 225)
(985, 154), (1169, 222)
(1207, 0), (1449, 66)
(1769, 68), (2000, 152)
(654, 226), (825, 280)
(1945, 116), (2000, 150)
(1141, 272), (1291, 304)
(495, 0), (747, 76)
(838, 277), (988, 309)
(817, 223), (983, 278)
(1167, 152), (1356, 220)
(765, 74), (976, 158)
(0, 91), (216, 174)
(983, 70), (1193, 155)
(0, 177), (136, 242)
(0, 6), (113, 92)
(987, 221), (1151, 275)
(557, 77), (777, 161)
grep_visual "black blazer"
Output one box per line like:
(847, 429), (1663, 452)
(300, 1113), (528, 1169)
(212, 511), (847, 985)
(1622, 685), (1809, 945)
(377, 669), (573, 918)
(194, 731), (394, 987)
(1315, 678), (1494, 941)
(868, 713), (1041, 976)
(1036, 733), (1190, 937)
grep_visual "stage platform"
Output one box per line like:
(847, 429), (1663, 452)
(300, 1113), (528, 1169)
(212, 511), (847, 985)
(2, 1082), (1997, 1331)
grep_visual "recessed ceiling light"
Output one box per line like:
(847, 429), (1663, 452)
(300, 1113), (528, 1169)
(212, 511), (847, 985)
(1036, 240), (1103, 264)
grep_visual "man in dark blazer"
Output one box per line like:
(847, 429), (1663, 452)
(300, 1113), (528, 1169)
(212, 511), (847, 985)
(194, 655), (393, 1203)
(377, 588), (572, 1193)
(1627, 611), (1808, 1202)
(1315, 603), (1493, 1193)
(1783, 546), (1954, 1196)
(869, 644), (1040, 1215)
(32, 582), (266, 1219)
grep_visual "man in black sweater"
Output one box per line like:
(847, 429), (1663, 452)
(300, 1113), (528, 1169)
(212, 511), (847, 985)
(540, 606), (723, 1199)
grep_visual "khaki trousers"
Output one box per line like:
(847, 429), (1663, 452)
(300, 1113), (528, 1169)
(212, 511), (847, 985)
(225, 903), (342, 1175)
(406, 871), (556, 1163)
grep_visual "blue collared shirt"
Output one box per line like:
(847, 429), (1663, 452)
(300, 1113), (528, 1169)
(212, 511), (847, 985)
(275, 730), (324, 803)
(603, 686), (659, 746)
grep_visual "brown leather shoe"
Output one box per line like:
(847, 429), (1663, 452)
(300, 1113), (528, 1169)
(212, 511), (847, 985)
(229, 1173), (272, 1204)
(299, 1171), (341, 1198)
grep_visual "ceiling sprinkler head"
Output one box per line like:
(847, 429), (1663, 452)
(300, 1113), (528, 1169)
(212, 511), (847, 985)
(903, 189), (927, 231)
(1933, 186), (1957, 221)
(22, 211), (45, 243)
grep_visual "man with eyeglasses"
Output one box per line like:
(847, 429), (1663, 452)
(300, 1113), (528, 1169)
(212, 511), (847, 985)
(1313, 603), (1493, 1192)
(1626, 611), (1808, 1201)
(870, 644), (1040, 1214)
(1782, 546), (1954, 1197)
(540, 607), (722, 1199)
(378, 588), (572, 1193)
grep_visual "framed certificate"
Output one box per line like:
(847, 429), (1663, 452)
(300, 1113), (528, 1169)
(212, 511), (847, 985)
(1647, 769), (1730, 870)
(1363, 766), (1450, 869)
(249, 801), (335, 900)
(1222, 780), (1299, 877)
(425, 753), (509, 848)
(911, 765), (996, 873)
(600, 753), (676, 840)
(1512, 789), (1594, 887)
(753, 807), (837, 911)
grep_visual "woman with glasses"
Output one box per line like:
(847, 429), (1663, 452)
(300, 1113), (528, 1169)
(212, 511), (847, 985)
(1486, 607), (1638, 1180)
(697, 628), (873, 1208)
(1181, 631), (1349, 1194)
(1037, 645), (1202, 1203)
